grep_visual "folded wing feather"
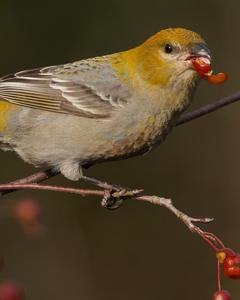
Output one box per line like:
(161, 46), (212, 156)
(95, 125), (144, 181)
(0, 57), (130, 119)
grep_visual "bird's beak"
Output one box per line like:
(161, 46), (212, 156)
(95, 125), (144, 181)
(185, 43), (212, 78)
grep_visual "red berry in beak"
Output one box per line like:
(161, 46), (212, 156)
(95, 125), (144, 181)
(192, 57), (212, 77)
(191, 56), (228, 84)
(207, 73), (228, 84)
(213, 290), (231, 300)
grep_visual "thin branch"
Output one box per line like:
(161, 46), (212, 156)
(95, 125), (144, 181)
(0, 182), (213, 235)
(177, 91), (240, 125)
(0, 183), (103, 197)
(9, 169), (57, 185)
(1, 169), (58, 196)
(1, 90), (240, 195)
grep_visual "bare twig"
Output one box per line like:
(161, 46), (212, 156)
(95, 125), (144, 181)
(8, 169), (57, 185)
(1, 168), (58, 196)
(177, 91), (240, 125)
(1, 90), (240, 195)
(0, 182), (213, 235)
(0, 183), (104, 196)
(137, 195), (213, 234)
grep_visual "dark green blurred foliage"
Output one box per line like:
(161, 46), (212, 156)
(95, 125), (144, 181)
(0, 0), (239, 299)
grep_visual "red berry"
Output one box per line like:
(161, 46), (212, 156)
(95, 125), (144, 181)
(223, 253), (240, 279)
(213, 290), (231, 300)
(0, 282), (25, 300)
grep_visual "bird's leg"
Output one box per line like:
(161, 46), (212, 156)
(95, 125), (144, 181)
(81, 175), (125, 191)
(80, 174), (143, 210)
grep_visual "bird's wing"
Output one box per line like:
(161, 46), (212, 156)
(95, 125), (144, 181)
(0, 57), (131, 118)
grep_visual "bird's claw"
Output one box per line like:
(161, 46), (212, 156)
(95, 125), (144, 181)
(101, 188), (144, 210)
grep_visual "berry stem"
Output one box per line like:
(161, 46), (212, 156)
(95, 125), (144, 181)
(217, 260), (222, 291)
(204, 232), (225, 249)
(199, 232), (219, 252)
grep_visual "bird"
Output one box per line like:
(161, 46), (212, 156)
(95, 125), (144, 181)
(0, 28), (211, 186)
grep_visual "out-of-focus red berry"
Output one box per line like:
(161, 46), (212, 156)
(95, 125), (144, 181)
(0, 282), (25, 300)
(223, 253), (240, 279)
(213, 290), (231, 300)
(14, 199), (40, 225)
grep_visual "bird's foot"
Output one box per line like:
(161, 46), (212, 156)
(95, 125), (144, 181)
(101, 188), (143, 210)
(80, 174), (143, 209)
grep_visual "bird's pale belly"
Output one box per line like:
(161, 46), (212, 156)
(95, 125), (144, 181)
(91, 112), (178, 164)
(0, 103), (180, 174)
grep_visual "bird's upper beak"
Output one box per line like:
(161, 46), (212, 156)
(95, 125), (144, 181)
(190, 43), (211, 60)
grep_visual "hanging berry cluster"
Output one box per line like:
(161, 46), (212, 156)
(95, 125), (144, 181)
(200, 231), (240, 299)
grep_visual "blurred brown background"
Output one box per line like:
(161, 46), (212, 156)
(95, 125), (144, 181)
(0, 0), (239, 299)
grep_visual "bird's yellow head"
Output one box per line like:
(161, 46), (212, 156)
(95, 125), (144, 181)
(135, 28), (210, 87)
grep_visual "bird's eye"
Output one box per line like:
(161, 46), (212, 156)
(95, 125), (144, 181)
(164, 44), (173, 54)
